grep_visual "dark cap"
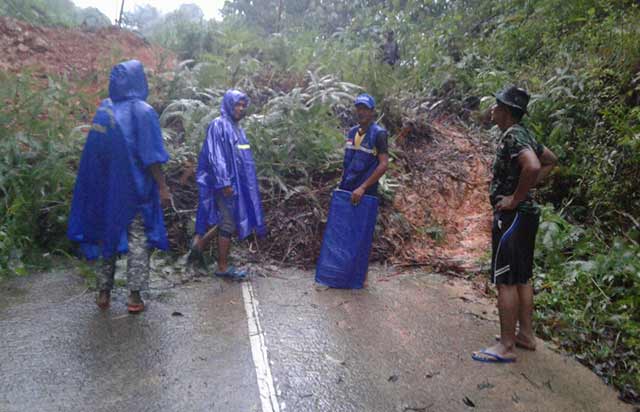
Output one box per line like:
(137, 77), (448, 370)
(496, 85), (530, 113)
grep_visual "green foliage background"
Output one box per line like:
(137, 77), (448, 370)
(1, 0), (639, 402)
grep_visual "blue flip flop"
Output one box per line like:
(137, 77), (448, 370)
(471, 350), (516, 363)
(215, 266), (248, 281)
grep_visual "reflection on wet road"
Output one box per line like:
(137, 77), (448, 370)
(0, 266), (632, 412)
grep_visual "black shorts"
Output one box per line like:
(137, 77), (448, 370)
(491, 211), (540, 285)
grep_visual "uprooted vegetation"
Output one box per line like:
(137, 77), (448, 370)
(1, 0), (639, 403)
(158, 63), (492, 270)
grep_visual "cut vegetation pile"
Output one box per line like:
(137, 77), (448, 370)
(158, 64), (492, 271)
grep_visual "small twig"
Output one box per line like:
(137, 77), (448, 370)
(520, 372), (541, 389)
(589, 276), (611, 302)
(438, 169), (472, 185)
(281, 238), (294, 264)
(169, 196), (196, 214)
(62, 287), (89, 303)
(615, 210), (640, 231)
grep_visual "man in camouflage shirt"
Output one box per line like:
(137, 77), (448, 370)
(473, 86), (558, 363)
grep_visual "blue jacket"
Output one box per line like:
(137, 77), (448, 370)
(339, 123), (387, 196)
(67, 60), (169, 259)
(195, 90), (267, 240)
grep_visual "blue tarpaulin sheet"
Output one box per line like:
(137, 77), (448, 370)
(315, 190), (379, 289)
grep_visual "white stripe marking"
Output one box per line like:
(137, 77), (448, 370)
(242, 281), (281, 412)
(345, 144), (377, 155)
(493, 213), (520, 281)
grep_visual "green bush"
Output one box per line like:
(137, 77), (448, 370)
(2, 0), (639, 400)
(0, 72), (96, 277)
(534, 206), (640, 399)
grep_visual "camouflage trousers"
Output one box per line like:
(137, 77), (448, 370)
(96, 215), (150, 292)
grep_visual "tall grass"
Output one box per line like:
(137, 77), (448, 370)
(0, 72), (96, 276)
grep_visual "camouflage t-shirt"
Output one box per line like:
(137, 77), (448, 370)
(489, 124), (544, 215)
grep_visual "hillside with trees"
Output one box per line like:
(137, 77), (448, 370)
(1, 0), (638, 403)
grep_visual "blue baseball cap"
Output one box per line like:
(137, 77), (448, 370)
(354, 93), (375, 109)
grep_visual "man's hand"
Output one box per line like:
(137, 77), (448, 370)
(159, 186), (172, 208)
(223, 186), (234, 198)
(150, 164), (171, 208)
(351, 187), (365, 205)
(496, 195), (517, 211)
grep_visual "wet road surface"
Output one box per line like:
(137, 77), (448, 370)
(0, 264), (633, 412)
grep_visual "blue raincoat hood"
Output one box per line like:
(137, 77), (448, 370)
(221, 89), (250, 121)
(109, 60), (149, 102)
(195, 89), (266, 240)
(68, 60), (169, 259)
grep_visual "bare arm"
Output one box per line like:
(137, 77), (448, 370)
(361, 153), (390, 192)
(351, 153), (390, 204)
(535, 146), (558, 186)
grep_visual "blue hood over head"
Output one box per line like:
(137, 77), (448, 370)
(221, 89), (250, 120)
(109, 60), (149, 102)
(195, 89), (266, 240)
(68, 60), (169, 260)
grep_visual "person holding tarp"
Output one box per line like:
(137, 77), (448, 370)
(315, 94), (390, 289)
(472, 86), (557, 363)
(67, 60), (172, 314)
(188, 89), (267, 280)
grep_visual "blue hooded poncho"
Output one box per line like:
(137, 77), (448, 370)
(67, 60), (169, 259)
(195, 89), (266, 240)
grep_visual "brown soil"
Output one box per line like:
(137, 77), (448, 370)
(0, 16), (175, 96)
(1, 15), (492, 273)
(164, 112), (495, 273)
(392, 116), (493, 271)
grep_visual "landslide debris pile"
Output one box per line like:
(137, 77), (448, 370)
(158, 64), (493, 270)
(0, 17), (172, 79)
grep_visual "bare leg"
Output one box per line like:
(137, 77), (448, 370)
(190, 228), (218, 271)
(193, 226), (218, 251)
(192, 234), (202, 249)
(516, 282), (537, 350)
(478, 284), (519, 360)
(217, 234), (232, 273)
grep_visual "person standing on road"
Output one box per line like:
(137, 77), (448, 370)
(472, 86), (558, 363)
(315, 93), (389, 289)
(339, 93), (390, 205)
(188, 89), (266, 280)
(67, 60), (172, 314)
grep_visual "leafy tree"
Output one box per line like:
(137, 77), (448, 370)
(122, 4), (162, 31)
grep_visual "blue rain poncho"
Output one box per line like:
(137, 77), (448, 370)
(67, 60), (169, 260)
(195, 90), (267, 240)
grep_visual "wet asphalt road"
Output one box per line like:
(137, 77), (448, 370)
(0, 264), (633, 412)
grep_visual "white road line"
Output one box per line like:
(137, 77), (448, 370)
(242, 281), (281, 412)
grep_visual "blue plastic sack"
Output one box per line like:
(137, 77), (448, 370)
(315, 190), (379, 289)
